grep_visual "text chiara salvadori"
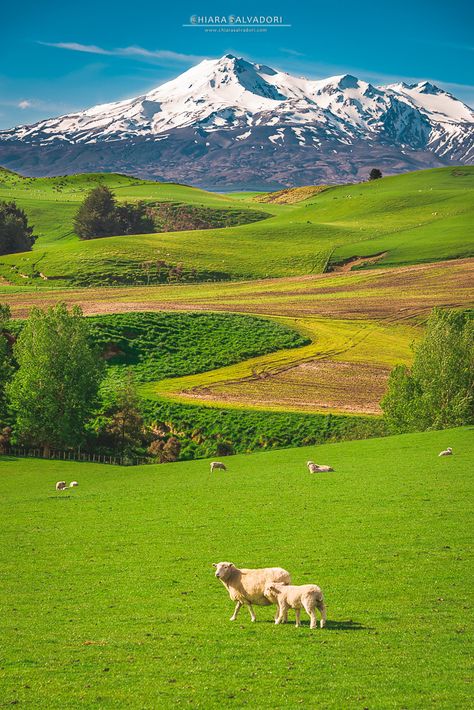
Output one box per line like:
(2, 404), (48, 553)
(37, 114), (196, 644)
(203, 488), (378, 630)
(190, 16), (285, 25)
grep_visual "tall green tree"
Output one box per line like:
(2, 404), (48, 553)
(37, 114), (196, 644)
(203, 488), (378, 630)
(0, 201), (36, 255)
(73, 185), (118, 239)
(8, 303), (103, 454)
(104, 371), (145, 457)
(382, 308), (474, 432)
(0, 304), (13, 424)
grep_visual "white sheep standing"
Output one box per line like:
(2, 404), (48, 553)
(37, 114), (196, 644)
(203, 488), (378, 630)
(210, 461), (227, 472)
(264, 581), (327, 629)
(438, 448), (453, 457)
(69, 481), (79, 488)
(55, 481), (67, 491)
(213, 561), (291, 622)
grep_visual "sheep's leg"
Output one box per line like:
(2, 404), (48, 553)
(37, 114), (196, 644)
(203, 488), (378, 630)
(295, 608), (301, 627)
(318, 601), (327, 628)
(303, 601), (317, 629)
(275, 601), (288, 625)
(230, 601), (242, 621)
(274, 605), (287, 622)
(247, 604), (256, 622)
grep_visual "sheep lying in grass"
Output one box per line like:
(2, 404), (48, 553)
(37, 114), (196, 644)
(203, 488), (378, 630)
(210, 461), (227, 472)
(307, 461), (334, 473)
(213, 561), (291, 622)
(69, 481), (78, 487)
(438, 447), (453, 457)
(264, 582), (327, 629)
(55, 481), (67, 491)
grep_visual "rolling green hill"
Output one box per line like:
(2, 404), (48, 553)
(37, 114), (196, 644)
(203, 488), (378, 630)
(0, 167), (472, 287)
(0, 427), (472, 708)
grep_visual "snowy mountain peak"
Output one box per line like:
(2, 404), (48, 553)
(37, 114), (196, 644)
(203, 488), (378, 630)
(0, 55), (472, 187)
(333, 74), (360, 90)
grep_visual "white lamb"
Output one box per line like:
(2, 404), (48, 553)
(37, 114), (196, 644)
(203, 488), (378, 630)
(210, 461), (227, 472)
(308, 462), (334, 473)
(69, 481), (79, 487)
(213, 561), (291, 622)
(438, 448), (453, 457)
(264, 581), (327, 629)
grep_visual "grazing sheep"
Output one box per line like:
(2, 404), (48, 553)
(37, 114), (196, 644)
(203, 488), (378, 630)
(308, 463), (334, 473)
(210, 461), (227, 472)
(69, 481), (79, 488)
(264, 582), (327, 629)
(213, 561), (291, 622)
(438, 448), (453, 457)
(55, 481), (67, 491)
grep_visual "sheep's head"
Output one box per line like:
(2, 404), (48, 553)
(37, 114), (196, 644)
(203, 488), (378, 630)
(264, 583), (281, 601)
(307, 461), (314, 466)
(212, 562), (235, 580)
(447, 447), (452, 452)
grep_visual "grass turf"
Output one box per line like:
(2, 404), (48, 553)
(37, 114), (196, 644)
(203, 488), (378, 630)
(0, 426), (472, 708)
(0, 166), (472, 287)
(143, 316), (419, 415)
(87, 311), (308, 384)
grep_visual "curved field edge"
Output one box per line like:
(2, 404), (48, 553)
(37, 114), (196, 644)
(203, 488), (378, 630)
(140, 316), (420, 416)
(0, 427), (472, 709)
(87, 311), (309, 384)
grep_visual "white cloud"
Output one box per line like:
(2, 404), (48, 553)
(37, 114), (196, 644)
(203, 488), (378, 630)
(280, 48), (305, 57)
(18, 100), (32, 109)
(39, 42), (206, 64)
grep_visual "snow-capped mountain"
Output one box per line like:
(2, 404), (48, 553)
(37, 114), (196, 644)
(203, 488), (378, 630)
(0, 54), (472, 188)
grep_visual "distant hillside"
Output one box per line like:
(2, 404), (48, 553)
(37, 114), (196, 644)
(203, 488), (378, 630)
(0, 166), (472, 287)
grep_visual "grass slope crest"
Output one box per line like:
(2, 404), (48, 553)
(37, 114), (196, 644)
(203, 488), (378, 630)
(0, 166), (472, 287)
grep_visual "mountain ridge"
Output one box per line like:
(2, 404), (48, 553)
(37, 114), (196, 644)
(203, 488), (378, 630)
(0, 54), (472, 189)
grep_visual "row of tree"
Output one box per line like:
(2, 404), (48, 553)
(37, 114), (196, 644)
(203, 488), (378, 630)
(0, 303), (180, 461)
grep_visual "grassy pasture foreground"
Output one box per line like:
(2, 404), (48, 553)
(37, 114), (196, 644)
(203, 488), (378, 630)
(1, 427), (472, 708)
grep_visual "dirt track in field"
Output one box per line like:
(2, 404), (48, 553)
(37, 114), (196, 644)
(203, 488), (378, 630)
(3, 258), (474, 322)
(3, 258), (473, 416)
(181, 360), (391, 415)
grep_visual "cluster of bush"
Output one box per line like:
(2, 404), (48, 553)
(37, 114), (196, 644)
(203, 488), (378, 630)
(73, 185), (268, 241)
(73, 185), (155, 240)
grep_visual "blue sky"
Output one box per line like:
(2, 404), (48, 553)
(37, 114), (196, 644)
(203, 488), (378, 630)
(1, 0), (473, 129)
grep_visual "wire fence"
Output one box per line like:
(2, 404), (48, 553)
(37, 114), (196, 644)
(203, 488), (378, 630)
(2, 446), (152, 467)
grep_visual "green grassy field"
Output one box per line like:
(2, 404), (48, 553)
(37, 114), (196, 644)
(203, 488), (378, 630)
(87, 311), (308, 384)
(0, 167), (472, 287)
(1, 427), (472, 708)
